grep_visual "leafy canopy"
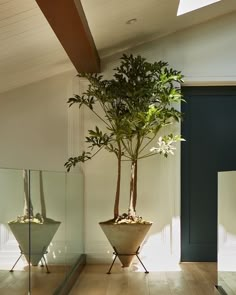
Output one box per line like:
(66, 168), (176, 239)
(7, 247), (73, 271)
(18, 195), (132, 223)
(65, 54), (184, 171)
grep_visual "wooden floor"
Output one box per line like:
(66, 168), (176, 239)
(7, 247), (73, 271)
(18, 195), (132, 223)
(2, 262), (236, 294)
(69, 263), (220, 295)
(0, 265), (69, 295)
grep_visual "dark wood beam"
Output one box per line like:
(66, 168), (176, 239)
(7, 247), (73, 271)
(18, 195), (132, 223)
(36, 0), (100, 73)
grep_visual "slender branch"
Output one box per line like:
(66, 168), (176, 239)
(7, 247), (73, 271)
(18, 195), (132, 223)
(122, 154), (133, 160)
(98, 100), (112, 125)
(99, 101), (118, 134)
(90, 108), (111, 127)
(130, 137), (133, 154)
(127, 139), (134, 156)
(138, 152), (158, 160)
(139, 134), (157, 154)
(139, 135), (144, 149)
(121, 138), (134, 157)
(90, 146), (105, 159)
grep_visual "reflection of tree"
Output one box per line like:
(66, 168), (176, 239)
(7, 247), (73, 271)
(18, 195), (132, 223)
(38, 170), (56, 223)
(23, 169), (33, 219)
(39, 170), (46, 220)
(8, 170), (61, 267)
(10, 170), (56, 224)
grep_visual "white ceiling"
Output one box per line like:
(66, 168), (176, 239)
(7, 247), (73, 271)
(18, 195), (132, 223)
(0, 0), (73, 94)
(1, 0), (236, 93)
(81, 0), (236, 58)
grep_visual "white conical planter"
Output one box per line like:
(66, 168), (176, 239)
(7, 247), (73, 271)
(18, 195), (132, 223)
(99, 222), (152, 267)
(8, 222), (60, 266)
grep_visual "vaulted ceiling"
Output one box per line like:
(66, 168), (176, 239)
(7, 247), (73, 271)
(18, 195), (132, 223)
(81, 0), (236, 58)
(0, 0), (236, 94)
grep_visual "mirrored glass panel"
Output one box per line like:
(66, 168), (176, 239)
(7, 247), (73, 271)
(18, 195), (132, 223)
(0, 168), (84, 294)
(65, 169), (84, 268)
(29, 170), (67, 294)
(0, 168), (30, 295)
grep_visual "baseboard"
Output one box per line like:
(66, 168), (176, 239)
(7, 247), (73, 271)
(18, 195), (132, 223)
(53, 254), (86, 295)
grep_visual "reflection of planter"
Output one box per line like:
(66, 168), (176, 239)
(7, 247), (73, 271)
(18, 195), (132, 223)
(99, 222), (152, 267)
(8, 221), (60, 266)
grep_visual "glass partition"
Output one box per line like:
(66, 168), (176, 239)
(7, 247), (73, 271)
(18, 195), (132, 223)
(218, 171), (236, 294)
(0, 167), (84, 295)
(0, 168), (30, 295)
(65, 169), (84, 266)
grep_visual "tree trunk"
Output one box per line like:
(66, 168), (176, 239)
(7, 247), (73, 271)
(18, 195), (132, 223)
(129, 135), (140, 215)
(114, 143), (121, 219)
(133, 159), (138, 211)
(23, 169), (34, 218)
(39, 170), (47, 219)
(128, 160), (137, 217)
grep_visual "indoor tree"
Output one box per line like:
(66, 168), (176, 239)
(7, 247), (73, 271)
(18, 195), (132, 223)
(65, 54), (184, 223)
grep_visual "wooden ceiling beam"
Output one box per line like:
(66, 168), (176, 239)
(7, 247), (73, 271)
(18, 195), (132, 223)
(36, 0), (100, 73)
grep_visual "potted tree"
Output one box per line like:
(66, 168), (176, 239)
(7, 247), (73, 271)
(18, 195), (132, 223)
(8, 170), (61, 267)
(65, 54), (184, 268)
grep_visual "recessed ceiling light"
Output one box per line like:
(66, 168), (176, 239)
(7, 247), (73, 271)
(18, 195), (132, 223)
(126, 18), (137, 25)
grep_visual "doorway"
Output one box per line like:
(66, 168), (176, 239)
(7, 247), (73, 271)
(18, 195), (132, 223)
(181, 86), (236, 261)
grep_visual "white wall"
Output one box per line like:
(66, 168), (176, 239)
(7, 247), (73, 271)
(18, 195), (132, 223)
(0, 70), (76, 171)
(103, 11), (236, 84)
(83, 11), (236, 267)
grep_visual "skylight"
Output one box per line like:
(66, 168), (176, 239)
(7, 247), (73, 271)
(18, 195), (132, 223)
(177, 0), (221, 16)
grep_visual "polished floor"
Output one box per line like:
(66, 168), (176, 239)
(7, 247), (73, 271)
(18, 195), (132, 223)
(0, 265), (70, 295)
(70, 263), (220, 295)
(1, 262), (236, 294)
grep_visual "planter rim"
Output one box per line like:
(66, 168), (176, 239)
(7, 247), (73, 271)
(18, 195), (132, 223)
(99, 221), (153, 225)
